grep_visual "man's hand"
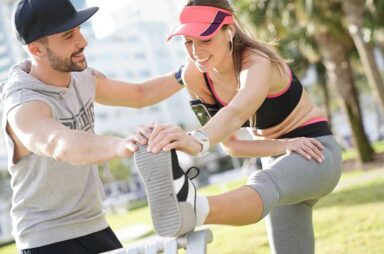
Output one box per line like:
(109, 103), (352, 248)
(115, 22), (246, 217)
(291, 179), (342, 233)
(116, 138), (139, 157)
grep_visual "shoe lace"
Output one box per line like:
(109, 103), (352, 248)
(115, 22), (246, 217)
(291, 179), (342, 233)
(185, 166), (200, 180)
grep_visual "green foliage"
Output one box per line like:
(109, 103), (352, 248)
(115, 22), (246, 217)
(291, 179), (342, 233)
(98, 158), (132, 182)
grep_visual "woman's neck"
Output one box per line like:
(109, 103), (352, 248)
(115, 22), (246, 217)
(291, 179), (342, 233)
(210, 54), (238, 86)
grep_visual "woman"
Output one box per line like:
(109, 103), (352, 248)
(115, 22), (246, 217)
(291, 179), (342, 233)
(133, 1), (342, 253)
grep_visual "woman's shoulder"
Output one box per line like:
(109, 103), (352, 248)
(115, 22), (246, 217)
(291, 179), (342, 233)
(241, 48), (274, 70)
(239, 48), (291, 89)
(241, 48), (289, 76)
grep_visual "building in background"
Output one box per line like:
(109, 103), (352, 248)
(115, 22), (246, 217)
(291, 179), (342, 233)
(87, 20), (198, 135)
(71, 0), (96, 39)
(0, 3), (15, 241)
(83, 0), (199, 134)
(0, 0), (22, 170)
(0, 0), (26, 82)
(71, 0), (86, 8)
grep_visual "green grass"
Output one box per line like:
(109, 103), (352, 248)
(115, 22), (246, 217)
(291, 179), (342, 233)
(203, 170), (384, 254)
(1, 168), (384, 254)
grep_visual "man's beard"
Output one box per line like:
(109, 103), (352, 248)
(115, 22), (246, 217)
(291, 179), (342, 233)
(45, 47), (87, 72)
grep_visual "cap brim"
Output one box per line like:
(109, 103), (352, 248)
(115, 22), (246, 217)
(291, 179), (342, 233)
(47, 7), (99, 36)
(167, 22), (224, 41)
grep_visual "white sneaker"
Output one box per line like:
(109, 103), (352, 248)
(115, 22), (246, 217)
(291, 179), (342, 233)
(134, 145), (197, 237)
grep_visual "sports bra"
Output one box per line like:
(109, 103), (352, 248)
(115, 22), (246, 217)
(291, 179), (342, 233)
(189, 69), (332, 139)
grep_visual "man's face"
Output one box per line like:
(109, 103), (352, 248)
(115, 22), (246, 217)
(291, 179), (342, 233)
(40, 27), (88, 72)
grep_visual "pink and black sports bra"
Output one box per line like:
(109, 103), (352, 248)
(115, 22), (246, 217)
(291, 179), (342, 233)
(193, 70), (332, 139)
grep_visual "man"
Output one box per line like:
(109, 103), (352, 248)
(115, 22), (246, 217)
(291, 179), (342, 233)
(0, 0), (183, 253)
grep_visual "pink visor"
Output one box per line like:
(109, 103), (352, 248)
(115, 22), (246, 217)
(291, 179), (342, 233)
(167, 6), (234, 41)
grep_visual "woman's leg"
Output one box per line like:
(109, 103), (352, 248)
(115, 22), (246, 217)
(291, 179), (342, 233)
(207, 136), (342, 223)
(202, 136), (341, 254)
(265, 201), (317, 254)
(205, 186), (263, 225)
(134, 136), (341, 239)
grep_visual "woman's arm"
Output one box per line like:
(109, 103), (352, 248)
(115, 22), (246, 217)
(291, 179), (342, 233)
(221, 135), (325, 163)
(198, 57), (273, 146)
(143, 123), (324, 163)
(147, 56), (276, 152)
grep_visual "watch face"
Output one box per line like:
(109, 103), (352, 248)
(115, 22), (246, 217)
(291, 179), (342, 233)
(193, 130), (209, 141)
(190, 130), (210, 156)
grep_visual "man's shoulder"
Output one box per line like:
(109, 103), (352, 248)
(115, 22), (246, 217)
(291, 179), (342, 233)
(71, 68), (97, 85)
(72, 67), (93, 78)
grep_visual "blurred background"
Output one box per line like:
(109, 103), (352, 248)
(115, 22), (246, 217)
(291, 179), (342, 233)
(0, 0), (384, 253)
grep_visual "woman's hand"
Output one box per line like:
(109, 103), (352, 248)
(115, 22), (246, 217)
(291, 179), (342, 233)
(285, 137), (325, 163)
(147, 123), (203, 155)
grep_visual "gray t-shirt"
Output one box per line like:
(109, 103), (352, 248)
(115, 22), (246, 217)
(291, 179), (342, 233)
(0, 60), (108, 249)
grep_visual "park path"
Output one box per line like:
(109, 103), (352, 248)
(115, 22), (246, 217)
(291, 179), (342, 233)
(335, 167), (384, 190)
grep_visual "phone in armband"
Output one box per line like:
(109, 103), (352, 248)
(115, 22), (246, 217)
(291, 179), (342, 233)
(190, 99), (220, 126)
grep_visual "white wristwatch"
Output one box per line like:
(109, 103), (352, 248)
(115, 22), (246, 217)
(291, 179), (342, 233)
(188, 129), (210, 156)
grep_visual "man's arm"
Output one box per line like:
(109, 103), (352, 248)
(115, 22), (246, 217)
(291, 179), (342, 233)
(7, 101), (137, 165)
(92, 69), (183, 108)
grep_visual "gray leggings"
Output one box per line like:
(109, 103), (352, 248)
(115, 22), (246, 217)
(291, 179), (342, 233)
(247, 135), (342, 254)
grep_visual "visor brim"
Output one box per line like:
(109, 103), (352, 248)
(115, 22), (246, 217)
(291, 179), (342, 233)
(167, 22), (225, 41)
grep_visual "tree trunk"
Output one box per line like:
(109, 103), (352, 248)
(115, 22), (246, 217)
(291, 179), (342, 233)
(374, 29), (384, 67)
(314, 29), (374, 163)
(342, 0), (384, 116)
(315, 63), (333, 128)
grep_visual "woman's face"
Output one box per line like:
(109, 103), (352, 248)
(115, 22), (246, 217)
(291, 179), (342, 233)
(182, 29), (230, 72)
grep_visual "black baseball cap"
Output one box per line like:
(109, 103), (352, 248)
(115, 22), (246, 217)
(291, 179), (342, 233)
(12, 0), (99, 44)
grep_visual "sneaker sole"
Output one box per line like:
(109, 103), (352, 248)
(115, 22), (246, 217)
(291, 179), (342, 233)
(134, 145), (182, 237)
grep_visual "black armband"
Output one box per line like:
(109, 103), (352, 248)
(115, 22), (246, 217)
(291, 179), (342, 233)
(175, 65), (185, 86)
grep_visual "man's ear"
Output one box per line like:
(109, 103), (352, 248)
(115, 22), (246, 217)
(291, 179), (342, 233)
(27, 42), (44, 58)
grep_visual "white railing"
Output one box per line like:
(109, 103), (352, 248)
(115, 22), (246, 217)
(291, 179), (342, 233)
(102, 229), (213, 254)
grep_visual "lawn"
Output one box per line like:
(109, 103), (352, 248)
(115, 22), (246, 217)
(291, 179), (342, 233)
(1, 167), (384, 254)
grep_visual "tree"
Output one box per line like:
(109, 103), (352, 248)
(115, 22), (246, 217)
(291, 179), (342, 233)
(342, 0), (384, 116)
(367, 0), (384, 54)
(235, 0), (375, 162)
(299, 0), (375, 162)
(313, 28), (374, 162)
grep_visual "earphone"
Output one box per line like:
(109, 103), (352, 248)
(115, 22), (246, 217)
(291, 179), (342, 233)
(228, 30), (233, 41)
(228, 30), (234, 54)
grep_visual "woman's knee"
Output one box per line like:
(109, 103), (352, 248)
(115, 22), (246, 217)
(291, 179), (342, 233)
(247, 170), (281, 218)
